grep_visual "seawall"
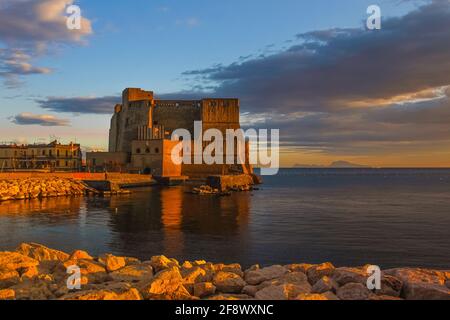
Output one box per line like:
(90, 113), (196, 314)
(0, 178), (88, 202)
(0, 243), (448, 300)
(0, 174), (157, 202)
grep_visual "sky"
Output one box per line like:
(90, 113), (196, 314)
(0, 0), (450, 167)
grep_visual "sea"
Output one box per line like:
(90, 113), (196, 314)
(0, 168), (449, 269)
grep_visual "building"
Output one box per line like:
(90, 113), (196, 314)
(86, 88), (253, 177)
(0, 140), (82, 172)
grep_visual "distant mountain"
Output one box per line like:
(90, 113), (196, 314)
(329, 161), (370, 168)
(294, 161), (371, 168)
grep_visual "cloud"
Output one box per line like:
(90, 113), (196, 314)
(36, 92), (210, 115)
(0, 0), (92, 44)
(243, 89), (450, 157)
(0, 49), (52, 88)
(11, 112), (70, 126)
(37, 96), (121, 114)
(182, 0), (450, 113)
(0, 0), (92, 87)
(174, 0), (450, 162)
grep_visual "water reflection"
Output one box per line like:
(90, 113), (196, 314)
(0, 196), (83, 218)
(1, 169), (449, 268)
(106, 186), (251, 261)
(160, 188), (184, 257)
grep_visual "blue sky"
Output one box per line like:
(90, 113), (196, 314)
(1, 0), (450, 166)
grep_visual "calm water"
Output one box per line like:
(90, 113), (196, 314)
(1, 169), (450, 269)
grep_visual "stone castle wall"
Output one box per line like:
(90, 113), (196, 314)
(106, 88), (248, 177)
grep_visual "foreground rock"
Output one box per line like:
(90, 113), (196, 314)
(0, 178), (88, 202)
(0, 243), (448, 300)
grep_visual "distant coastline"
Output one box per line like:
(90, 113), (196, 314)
(293, 161), (371, 169)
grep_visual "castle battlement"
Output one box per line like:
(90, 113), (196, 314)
(87, 88), (252, 178)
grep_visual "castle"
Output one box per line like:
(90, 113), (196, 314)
(86, 88), (253, 178)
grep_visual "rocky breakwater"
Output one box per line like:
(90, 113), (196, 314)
(0, 178), (89, 202)
(0, 243), (449, 300)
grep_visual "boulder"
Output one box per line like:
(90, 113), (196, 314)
(296, 292), (339, 300)
(149, 255), (179, 273)
(332, 267), (368, 286)
(69, 250), (93, 261)
(60, 288), (141, 300)
(99, 254), (126, 273)
(16, 243), (69, 262)
(242, 285), (259, 297)
(306, 263), (335, 285)
(244, 271), (311, 297)
(10, 278), (55, 300)
(193, 260), (207, 266)
(213, 271), (246, 294)
(110, 264), (153, 283)
(285, 264), (314, 274)
(182, 261), (194, 269)
(384, 268), (446, 286)
(182, 267), (211, 284)
(208, 294), (252, 300)
(337, 283), (370, 300)
(62, 259), (110, 284)
(20, 266), (40, 280)
(369, 294), (403, 300)
(124, 257), (141, 266)
(255, 283), (310, 300)
(402, 282), (450, 300)
(139, 267), (191, 300)
(384, 268), (449, 300)
(377, 275), (403, 297)
(245, 265), (288, 285)
(0, 289), (15, 300)
(260, 272), (310, 288)
(332, 266), (402, 297)
(214, 264), (244, 277)
(312, 276), (339, 294)
(243, 264), (260, 278)
(193, 282), (216, 298)
(0, 268), (20, 289)
(0, 252), (39, 271)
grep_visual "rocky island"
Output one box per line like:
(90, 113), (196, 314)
(0, 243), (448, 300)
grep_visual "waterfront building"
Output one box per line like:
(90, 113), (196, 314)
(0, 140), (82, 172)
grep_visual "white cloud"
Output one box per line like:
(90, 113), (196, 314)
(0, 0), (93, 87)
(11, 112), (71, 126)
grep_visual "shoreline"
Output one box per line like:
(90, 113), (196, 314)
(0, 174), (258, 202)
(0, 243), (449, 300)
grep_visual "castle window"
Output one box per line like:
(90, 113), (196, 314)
(155, 148), (159, 154)
(136, 148), (141, 154)
(145, 148), (150, 153)
(153, 121), (158, 126)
